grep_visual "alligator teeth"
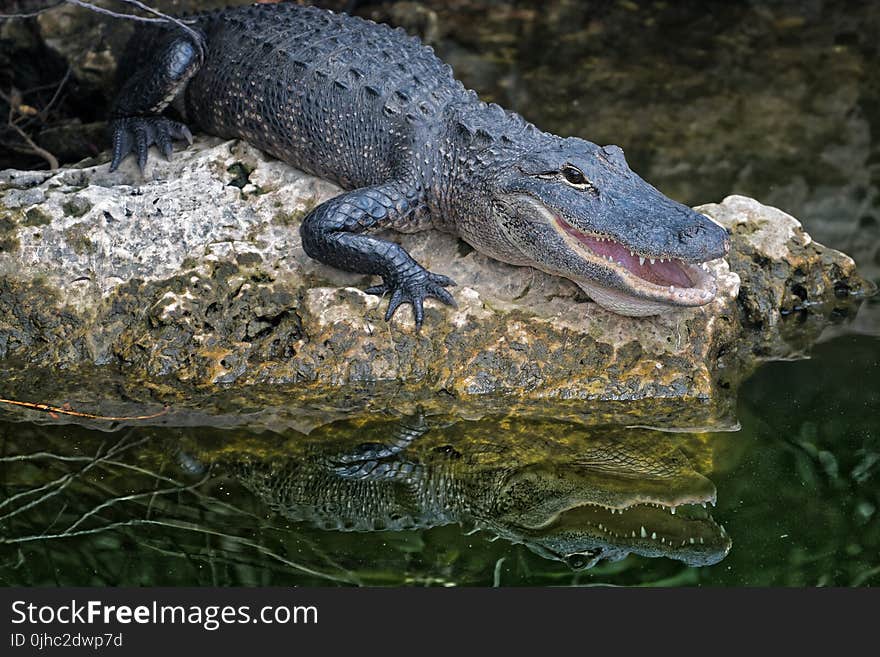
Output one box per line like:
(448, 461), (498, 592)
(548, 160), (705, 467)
(640, 526), (647, 538)
(689, 538), (695, 544)
(670, 506), (676, 515)
(629, 250), (635, 257)
(631, 531), (636, 538)
(651, 532), (657, 540)
(639, 256), (645, 266)
(649, 258), (655, 265)
(700, 537), (704, 544)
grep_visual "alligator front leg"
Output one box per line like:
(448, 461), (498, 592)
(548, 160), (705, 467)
(329, 412), (429, 481)
(109, 30), (204, 172)
(300, 181), (456, 328)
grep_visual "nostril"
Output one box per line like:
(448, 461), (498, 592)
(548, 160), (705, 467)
(678, 224), (706, 242)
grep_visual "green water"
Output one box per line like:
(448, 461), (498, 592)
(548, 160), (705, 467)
(1, 0), (879, 586)
(0, 325), (877, 586)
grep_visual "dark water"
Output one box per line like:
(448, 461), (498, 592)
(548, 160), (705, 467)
(1, 0), (879, 586)
(0, 328), (878, 586)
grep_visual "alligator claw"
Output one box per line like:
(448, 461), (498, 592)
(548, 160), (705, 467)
(109, 116), (193, 173)
(365, 270), (457, 329)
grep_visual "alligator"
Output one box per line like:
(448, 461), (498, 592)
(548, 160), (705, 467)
(231, 415), (732, 570)
(110, 2), (730, 325)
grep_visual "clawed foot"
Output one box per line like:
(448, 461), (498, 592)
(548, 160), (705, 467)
(109, 116), (193, 173)
(365, 270), (457, 328)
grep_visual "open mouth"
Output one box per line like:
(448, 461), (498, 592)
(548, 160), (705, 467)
(557, 500), (724, 544)
(534, 499), (731, 565)
(569, 230), (695, 288)
(540, 203), (719, 306)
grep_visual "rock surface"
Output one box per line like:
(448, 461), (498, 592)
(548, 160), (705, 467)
(0, 136), (873, 425)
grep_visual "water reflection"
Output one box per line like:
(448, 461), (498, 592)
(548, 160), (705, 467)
(0, 411), (731, 585)
(2, 332), (876, 586)
(235, 414), (730, 570)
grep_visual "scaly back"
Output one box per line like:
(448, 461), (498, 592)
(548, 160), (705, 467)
(186, 3), (468, 188)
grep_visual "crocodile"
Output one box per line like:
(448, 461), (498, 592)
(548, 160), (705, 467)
(231, 415), (732, 570)
(109, 2), (730, 325)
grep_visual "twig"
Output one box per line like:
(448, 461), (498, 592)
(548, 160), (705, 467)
(0, 450), (264, 522)
(0, 1), (203, 56)
(0, 2), (64, 19)
(0, 397), (170, 421)
(0, 451), (96, 463)
(4, 121), (58, 169)
(0, 470), (76, 513)
(0, 432), (145, 519)
(66, 0), (203, 49)
(63, 472), (212, 533)
(37, 65), (72, 122)
(1, 518), (357, 584)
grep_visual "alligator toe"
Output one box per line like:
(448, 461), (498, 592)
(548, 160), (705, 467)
(109, 116), (193, 173)
(366, 269), (456, 329)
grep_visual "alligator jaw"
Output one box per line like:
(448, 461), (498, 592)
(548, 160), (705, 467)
(523, 196), (719, 314)
(528, 498), (731, 567)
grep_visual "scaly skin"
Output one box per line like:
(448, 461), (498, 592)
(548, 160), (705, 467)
(232, 415), (731, 570)
(109, 3), (730, 325)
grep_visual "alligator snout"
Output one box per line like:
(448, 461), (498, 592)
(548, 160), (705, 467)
(677, 214), (730, 261)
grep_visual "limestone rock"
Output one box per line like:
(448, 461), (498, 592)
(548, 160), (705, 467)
(0, 138), (872, 427)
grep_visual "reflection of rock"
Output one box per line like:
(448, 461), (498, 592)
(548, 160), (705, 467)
(231, 415), (731, 570)
(0, 137), (871, 415)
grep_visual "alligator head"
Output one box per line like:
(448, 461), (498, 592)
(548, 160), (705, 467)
(487, 446), (731, 569)
(484, 136), (730, 316)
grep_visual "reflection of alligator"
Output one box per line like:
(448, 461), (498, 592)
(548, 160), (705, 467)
(111, 3), (728, 323)
(231, 416), (731, 570)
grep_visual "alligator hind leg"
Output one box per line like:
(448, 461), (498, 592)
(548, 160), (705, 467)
(109, 29), (204, 172)
(300, 181), (456, 328)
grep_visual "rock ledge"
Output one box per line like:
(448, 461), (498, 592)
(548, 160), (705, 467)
(0, 138), (872, 409)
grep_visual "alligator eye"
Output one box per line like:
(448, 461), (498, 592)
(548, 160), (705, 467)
(565, 550), (601, 570)
(561, 165), (589, 187)
(567, 555), (588, 569)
